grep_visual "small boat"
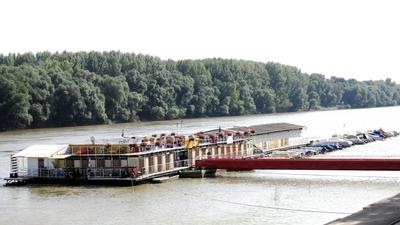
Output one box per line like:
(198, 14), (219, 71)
(310, 141), (341, 150)
(150, 175), (179, 183)
(367, 132), (384, 141)
(343, 135), (365, 145)
(329, 138), (353, 148)
(356, 133), (375, 143)
(294, 148), (318, 156)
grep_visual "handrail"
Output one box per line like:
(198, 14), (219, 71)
(21, 168), (66, 178)
(87, 159), (190, 179)
(70, 136), (252, 156)
(195, 153), (259, 161)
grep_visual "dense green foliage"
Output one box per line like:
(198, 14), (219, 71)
(1, 51), (400, 130)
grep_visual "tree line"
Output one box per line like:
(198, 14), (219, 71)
(1, 51), (399, 130)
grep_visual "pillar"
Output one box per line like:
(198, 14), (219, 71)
(143, 156), (149, 175)
(234, 144), (238, 157)
(211, 146), (215, 156)
(153, 155), (158, 173)
(227, 145), (232, 157)
(191, 149), (196, 166)
(161, 154), (166, 171)
(169, 153), (174, 169)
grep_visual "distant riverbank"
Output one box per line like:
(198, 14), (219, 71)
(2, 51), (400, 131)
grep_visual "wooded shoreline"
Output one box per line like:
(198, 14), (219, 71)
(1, 51), (399, 130)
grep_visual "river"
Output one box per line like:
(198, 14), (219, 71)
(1, 106), (400, 225)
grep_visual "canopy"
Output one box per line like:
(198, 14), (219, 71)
(13, 145), (69, 158)
(49, 154), (71, 159)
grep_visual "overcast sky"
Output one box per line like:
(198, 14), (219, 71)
(1, 0), (399, 82)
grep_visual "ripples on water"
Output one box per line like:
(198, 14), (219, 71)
(1, 107), (400, 225)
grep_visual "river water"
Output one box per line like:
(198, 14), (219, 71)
(1, 106), (400, 225)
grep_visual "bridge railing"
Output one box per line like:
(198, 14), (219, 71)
(195, 153), (262, 161)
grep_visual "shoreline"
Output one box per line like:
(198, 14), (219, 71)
(327, 193), (400, 225)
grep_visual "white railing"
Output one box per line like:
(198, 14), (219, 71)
(139, 144), (185, 152)
(87, 168), (131, 178)
(87, 159), (189, 179)
(22, 168), (66, 178)
(197, 136), (251, 146)
(195, 153), (257, 161)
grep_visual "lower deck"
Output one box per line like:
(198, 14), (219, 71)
(4, 177), (31, 186)
(4, 166), (189, 186)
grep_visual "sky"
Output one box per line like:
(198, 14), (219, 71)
(1, 0), (399, 82)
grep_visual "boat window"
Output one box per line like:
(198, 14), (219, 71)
(105, 159), (112, 167)
(38, 158), (45, 168)
(82, 159), (89, 168)
(121, 159), (128, 167)
(113, 159), (121, 167)
(97, 158), (105, 168)
(74, 160), (81, 168)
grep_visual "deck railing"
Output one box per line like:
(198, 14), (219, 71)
(87, 168), (131, 178)
(86, 159), (189, 179)
(71, 136), (252, 156)
(13, 159), (190, 180)
(18, 168), (66, 178)
(195, 153), (258, 161)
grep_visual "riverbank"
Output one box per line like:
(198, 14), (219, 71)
(327, 193), (400, 225)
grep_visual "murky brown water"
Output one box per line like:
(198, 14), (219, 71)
(1, 107), (400, 225)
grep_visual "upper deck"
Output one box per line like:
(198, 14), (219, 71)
(68, 130), (252, 157)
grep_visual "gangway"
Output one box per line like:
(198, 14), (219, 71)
(195, 157), (400, 171)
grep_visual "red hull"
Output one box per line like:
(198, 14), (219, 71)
(195, 158), (400, 171)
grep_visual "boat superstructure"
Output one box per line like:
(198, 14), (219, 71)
(5, 123), (305, 185)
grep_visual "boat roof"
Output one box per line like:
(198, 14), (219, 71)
(201, 123), (304, 136)
(13, 145), (69, 158)
(230, 123), (304, 135)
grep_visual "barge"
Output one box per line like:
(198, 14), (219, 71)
(5, 123), (305, 185)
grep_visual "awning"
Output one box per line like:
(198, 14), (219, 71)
(50, 154), (71, 159)
(13, 145), (69, 158)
